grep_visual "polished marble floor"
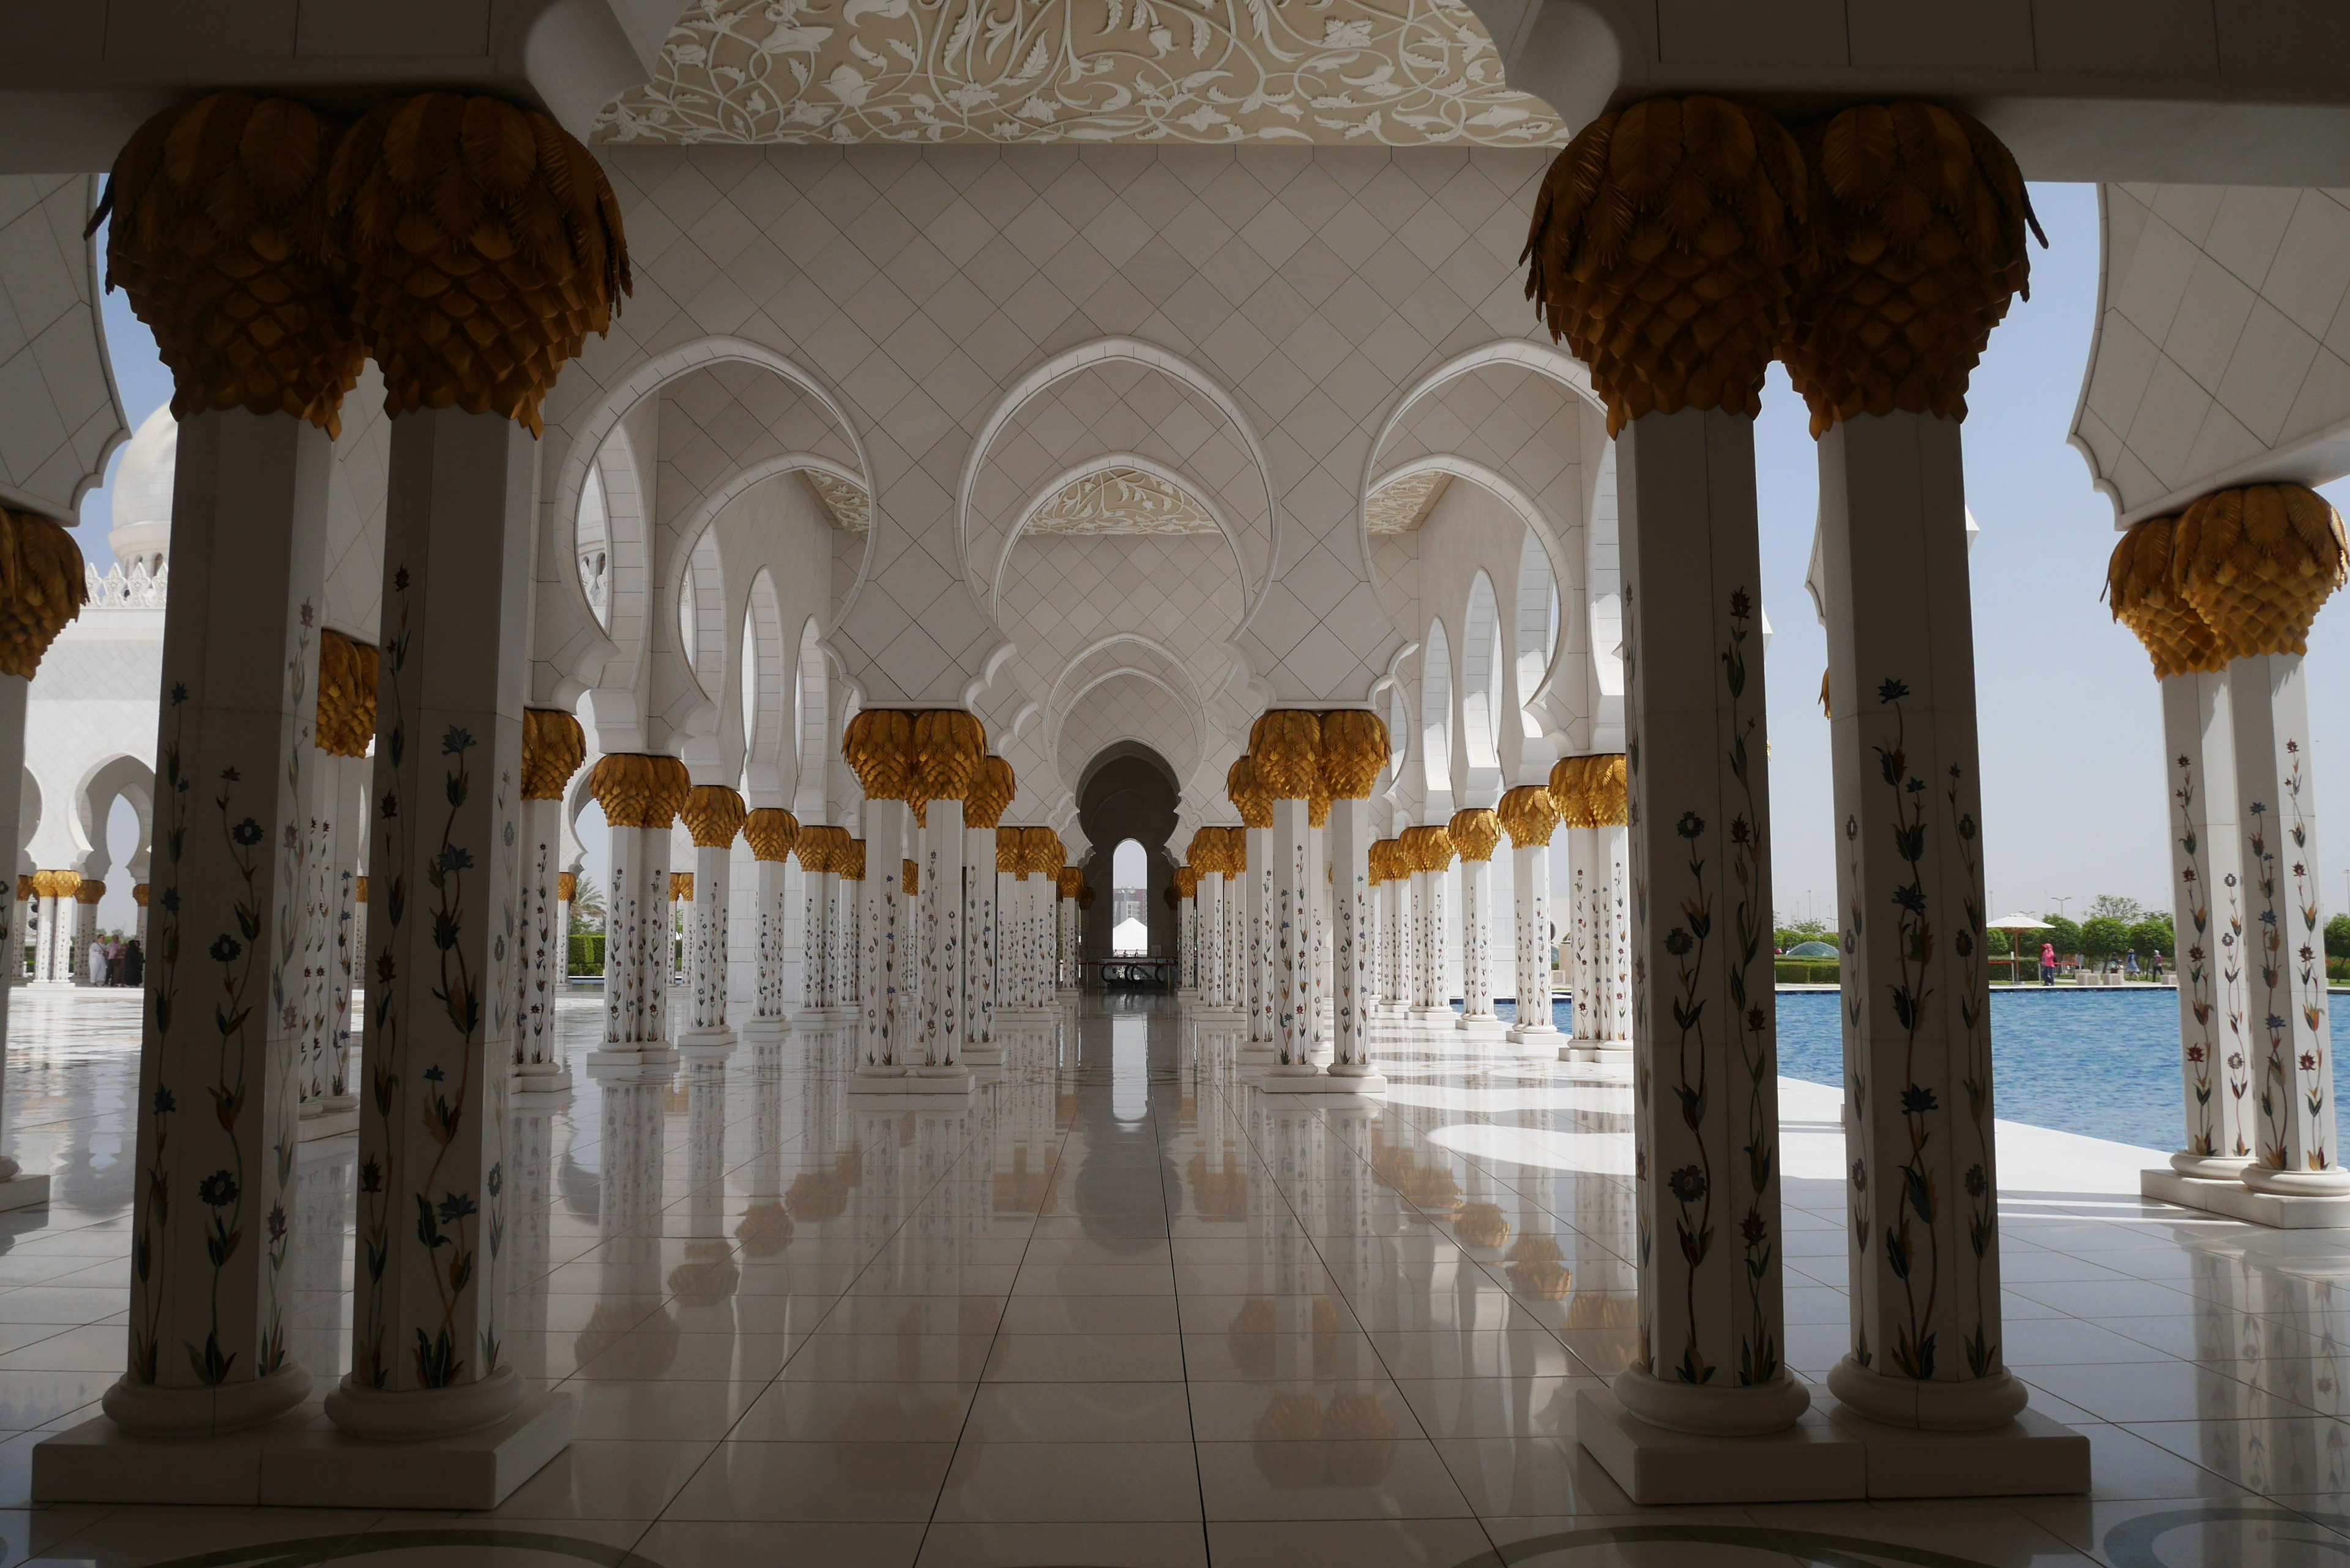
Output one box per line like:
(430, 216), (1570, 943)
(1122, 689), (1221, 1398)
(0, 988), (2335, 1565)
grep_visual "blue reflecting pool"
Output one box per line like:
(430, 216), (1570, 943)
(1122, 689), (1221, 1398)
(1490, 988), (2350, 1153)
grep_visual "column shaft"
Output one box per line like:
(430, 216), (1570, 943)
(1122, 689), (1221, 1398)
(963, 828), (994, 1057)
(116, 409), (329, 1434)
(922, 801), (964, 1067)
(1460, 857), (1496, 1026)
(1511, 843), (1557, 1041)
(335, 406), (534, 1434)
(515, 795), (565, 1083)
(2161, 671), (2251, 1175)
(599, 824), (672, 1062)
(1271, 799), (1311, 1067)
(682, 845), (732, 1054)
(1816, 410), (2020, 1428)
(862, 801), (909, 1071)
(744, 857), (790, 1043)
(1614, 405), (1802, 1431)
(1329, 797), (1374, 1072)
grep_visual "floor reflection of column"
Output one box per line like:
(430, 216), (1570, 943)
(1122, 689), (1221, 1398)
(501, 1091), (557, 1386)
(574, 1066), (676, 1387)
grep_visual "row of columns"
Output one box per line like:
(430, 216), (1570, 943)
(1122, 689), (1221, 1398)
(2114, 487), (2348, 1198)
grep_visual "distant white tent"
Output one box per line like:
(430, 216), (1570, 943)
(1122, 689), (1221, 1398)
(1113, 916), (1149, 955)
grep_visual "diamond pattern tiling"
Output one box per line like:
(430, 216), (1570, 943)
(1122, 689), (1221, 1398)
(323, 364), (389, 643)
(0, 175), (124, 526)
(2075, 182), (2350, 522)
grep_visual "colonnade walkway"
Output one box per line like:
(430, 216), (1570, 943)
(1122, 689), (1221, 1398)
(0, 990), (2326, 1566)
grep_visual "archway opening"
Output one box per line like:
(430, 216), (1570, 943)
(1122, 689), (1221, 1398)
(1111, 839), (1149, 955)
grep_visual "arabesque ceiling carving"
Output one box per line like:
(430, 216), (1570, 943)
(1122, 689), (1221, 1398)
(803, 469), (871, 531)
(1366, 468), (1447, 531)
(1026, 466), (1217, 536)
(595, 0), (1568, 146)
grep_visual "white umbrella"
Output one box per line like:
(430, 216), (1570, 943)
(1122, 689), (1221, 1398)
(1987, 913), (2054, 982)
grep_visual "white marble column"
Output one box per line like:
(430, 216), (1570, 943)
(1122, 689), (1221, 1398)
(796, 832), (832, 1017)
(1453, 809), (1504, 1037)
(515, 711), (584, 1092)
(679, 786), (745, 1061)
(1270, 800), (1312, 1070)
(294, 742), (347, 1119)
(113, 408), (330, 1437)
(2229, 651), (2347, 1196)
(1613, 404), (1803, 1435)
(70, 888), (99, 986)
(859, 800), (911, 1074)
(0, 674), (45, 1206)
(741, 808), (798, 1047)
(1502, 787), (1561, 1047)
(330, 404), (537, 1439)
(920, 796), (968, 1073)
(586, 756), (687, 1072)
(2160, 672), (2251, 1176)
(325, 754), (368, 1103)
(963, 821), (998, 1064)
(1198, 870), (1224, 1010)
(1327, 794), (1380, 1084)
(1244, 823), (1274, 1059)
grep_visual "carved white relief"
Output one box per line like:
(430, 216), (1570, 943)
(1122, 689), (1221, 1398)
(1365, 469), (1447, 532)
(1026, 466), (1217, 537)
(803, 470), (872, 532)
(595, 0), (1568, 147)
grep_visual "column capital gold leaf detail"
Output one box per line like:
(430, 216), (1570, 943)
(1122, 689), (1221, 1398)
(964, 755), (1015, 830)
(2108, 515), (2225, 678)
(1248, 710), (1322, 800)
(2171, 482), (2349, 659)
(1783, 102), (2042, 437)
(681, 784), (747, 848)
(556, 871), (577, 902)
(519, 707), (586, 798)
(1318, 710), (1390, 800)
(0, 510), (88, 680)
(1497, 785), (1561, 848)
(1586, 754), (1628, 828)
(1546, 756), (1589, 829)
(588, 752), (691, 829)
(133, 882), (151, 907)
(97, 93), (362, 436)
(669, 871), (693, 901)
(1227, 755), (1273, 830)
(1173, 867), (1198, 899)
(1523, 94), (1809, 436)
(842, 709), (916, 803)
(316, 630), (381, 758)
(323, 92), (630, 435)
(745, 808), (800, 862)
(913, 709), (987, 804)
(1450, 810), (1503, 862)
(74, 879), (105, 905)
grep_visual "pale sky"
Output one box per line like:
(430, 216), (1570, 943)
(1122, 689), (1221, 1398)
(71, 182), (2350, 927)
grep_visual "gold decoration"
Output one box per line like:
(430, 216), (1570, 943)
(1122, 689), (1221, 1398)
(2171, 483), (2349, 659)
(964, 756), (1015, 831)
(1587, 754), (1628, 828)
(1056, 867), (1083, 898)
(1819, 668), (1832, 717)
(745, 808), (800, 862)
(1307, 784), (1332, 830)
(1546, 755), (1589, 830)
(902, 859), (918, 895)
(323, 92), (630, 435)
(518, 707), (586, 799)
(558, 872), (577, 902)
(1783, 102), (2041, 436)
(12, 876), (28, 903)
(996, 826), (1026, 878)
(1173, 868), (1198, 899)
(75, 880), (105, 905)
(356, 875), (368, 905)
(669, 871), (694, 901)
(0, 510), (89, 681)
(1187, 829), (1218, 876)
(840, 840), (865, 881)
(1225, 830), (1247, 875)
(681, 785), (748, 848)
(1024, 826), (1063, 876)
(133, 883), (151, 908)
(1505, 1235), (1572, 1300)
(95, 94), (361, 436)
(1448, 808), (1502, 862)
(1367, 840), (1390, 886)
(2108, 515), (2225, 678)
(589, 752), (692, 829)
(1456, 1201), (1511, 1251)
(1076, 884), (1095, 911)
(1400, 824), (1455, 873)
(842, 709), (916, 803)
(1496, 785), (1560, 848)
(1226, 755), (1272, 831)
(1523, 95), (1809, 436)
(1318, 710), (1390, 801)
(913, 709), (987, 805)
(313, 630), (380, 758)
(31, 870), (80, 900)
(1248, 710), (1322, 800)
(734, 1200), (792, 1259)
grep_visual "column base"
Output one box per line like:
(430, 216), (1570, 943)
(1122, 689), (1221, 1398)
(1824, 1403), (2089, 1498)
(1576, 1383), (1862, 1505)
(675, 1027), (736, 1062)
(2168, 1150), (2251, 1180)
(509, 1060), (573, 1096)
(2242, 1162), (2350, 1197)
(1407, 1006), (1453, 1025)
(296, 1104), (359, 1142)
(993, 1007), (1061, 1023)
(0, 1170), (47, 1212)
(1257, 1066), (1387, 1096)
(962, 1043), (1004, 1067)
(739, 1017), (789, 1045)
(848, 1065), (977, 1100)
(2141, 1166), (2350, 1227)
(1505, 1023), (1561, 1046)
(36, 1390), (573, 1510)
(1455, 1014), (1507, 1039)
(99, 1363), (311, 1438)
(585, 1047), (677, 1079)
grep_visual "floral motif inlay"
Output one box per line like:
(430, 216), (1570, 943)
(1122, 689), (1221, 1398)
(1028, 466), (1217, 537)
(1366, 471), (1449, 534)
(595, 0), (1569, 146)
(802, 470), (872, 533)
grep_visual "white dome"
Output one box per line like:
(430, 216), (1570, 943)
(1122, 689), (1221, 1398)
(108, 405), (175, 567)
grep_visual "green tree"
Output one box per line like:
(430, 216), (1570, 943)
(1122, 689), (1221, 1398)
(2079, 916), (2129, 966)
(568, 872), (605, 935)
(2127, 914), (2175, 961)
(2089, 893), (2147, 923)
(2327, 913), (2350, 960)
(2042, 914), (2083, 963)
(1775, 917), (1833, 950)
